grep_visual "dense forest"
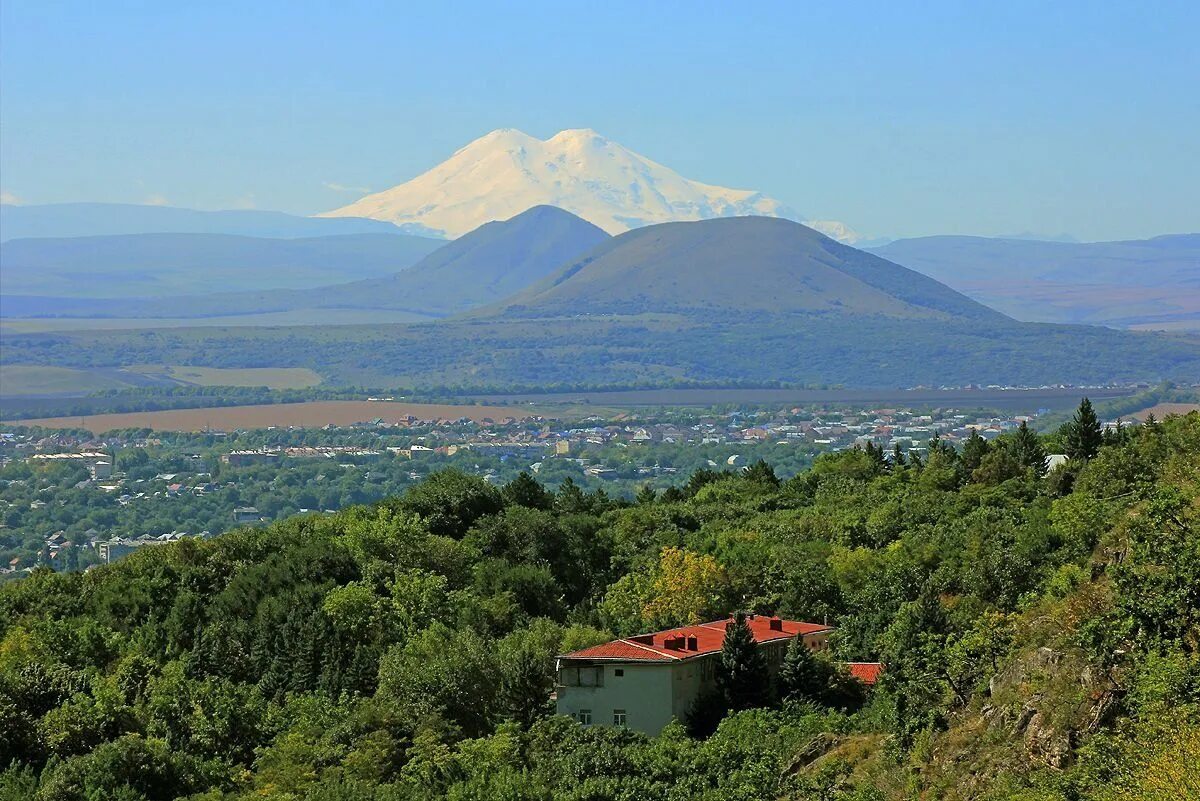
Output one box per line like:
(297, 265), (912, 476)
(1, 406), (1197, 800)
(6, 314), (1200, 389)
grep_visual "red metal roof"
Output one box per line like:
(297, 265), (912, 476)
(845, 662), (884, 685)
(559, 616), (834, 662)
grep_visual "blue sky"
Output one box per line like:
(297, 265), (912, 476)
(1, 1), (1196, 240)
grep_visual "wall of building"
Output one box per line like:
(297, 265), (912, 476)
(556, 661), (675, 734)
(556, 629), (833, 736)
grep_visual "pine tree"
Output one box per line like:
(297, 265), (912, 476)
(960, 430), (990, 473)
(554, 478), (588, 514)
(635, 484), (657, 505)
(1064, 397), (1103, 461)
(891, 444), (907, 467)
(742, 459), (781, 487)
(502, 472), (552, 510)
(1010, 421), (1048, 475)
(717, 613), (770, 710)
(780, 636), (826, 703)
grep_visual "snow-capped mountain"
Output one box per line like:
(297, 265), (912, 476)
(319, 128), (851, 240)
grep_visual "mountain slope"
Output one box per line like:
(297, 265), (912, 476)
(314, 204), (610, 314)
(0, 202), (421, 242)
(319, 128), (818, 238)
(870, 234), (1200, 326)
(3, 206), (609, 319)
(0, 233), (443, 298)
(480, 216), (1005, 321)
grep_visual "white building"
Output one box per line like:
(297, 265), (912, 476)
(555, 615), (834, 735)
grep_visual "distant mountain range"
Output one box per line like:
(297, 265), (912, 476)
(2, 206), (609, 319)
(2, 211), (990, 324)
(319, 128), (860, 243)
(870, 234), (1200, 327)
(3, 207), (1198, 391)
(0, 202), (418, 241)
(0, 232), (442, 299)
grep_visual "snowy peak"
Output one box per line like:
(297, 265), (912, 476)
(319, 128), (851, 239)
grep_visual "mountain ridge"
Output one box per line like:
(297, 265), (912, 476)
(0, 232), (442, 299)
(870, 233), (1200, 326)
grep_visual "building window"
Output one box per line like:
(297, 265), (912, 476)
(613, 709), (627, 727)
(559, 665), (604, 686)
(614, 668), (624, 677)
(578, 709), (591, 725)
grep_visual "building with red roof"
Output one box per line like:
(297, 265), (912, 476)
(555, 614), (834, 735)
(845, 661), (884, 686)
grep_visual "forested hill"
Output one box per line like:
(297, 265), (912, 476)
(1, 411), (1197, 800)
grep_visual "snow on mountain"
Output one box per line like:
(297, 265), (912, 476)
(319, 128), (854, 241)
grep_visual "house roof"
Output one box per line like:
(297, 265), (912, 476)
(559, 616), (834, 663)
(845, 662), (884, 685)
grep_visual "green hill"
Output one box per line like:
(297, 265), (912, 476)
(483, 216), (1005, 321)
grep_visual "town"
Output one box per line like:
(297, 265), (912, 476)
(0, 399), (1119, 579)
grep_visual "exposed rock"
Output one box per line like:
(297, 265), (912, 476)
(786, 732), (843, 773)
(1023, 710), (1074, 769)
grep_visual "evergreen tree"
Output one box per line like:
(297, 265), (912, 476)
(635, 484), (657, 505)
(1010, 420), (1048, 475)
(742, 459), (781, 487)
(554, 478), (588, 514)
(502, 472), (552, 510)
(779, 636), (827, 703)
(1063, 397), (1103, 461)
(960, 430), (990, 473)
(891, 444), (907, 467)
(716, 613), (770, 711)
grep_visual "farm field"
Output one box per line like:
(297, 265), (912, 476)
(0, 307), (438, 334)
(126, 364), (324, 389)
(1129, 402), (1200, 419)
(5, 399), (551, 433)
(0, 365), (149, 396)
(0, 363), (325, 396)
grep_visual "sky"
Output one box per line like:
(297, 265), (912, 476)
(1, 1), (1197, 241)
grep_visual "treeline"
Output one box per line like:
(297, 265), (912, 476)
(0, 405), (1197, 799)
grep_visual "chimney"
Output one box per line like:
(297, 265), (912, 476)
(769, 618), (783, 631)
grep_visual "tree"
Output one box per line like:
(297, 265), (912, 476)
(398, 469), (503, 538)
(554, 478), (588, 514)
(779, 636), (826, 703)
(1064, 397), (1103, 461)
(742, 460), (780, 487)
(641, 547), (727, 630)
(635, 484), (658, 505)
(1010, 420), (1048, 475)
(960, 430), (990, 474)
(502, 472), (552, 510)
(716, 613), (771, 711)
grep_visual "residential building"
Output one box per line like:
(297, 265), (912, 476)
(555, 615), (834, 735)
(233, 507), (263, 524)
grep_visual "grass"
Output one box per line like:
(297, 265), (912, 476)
(0, 365), (141, 396)
(127, 365), (324, 390)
